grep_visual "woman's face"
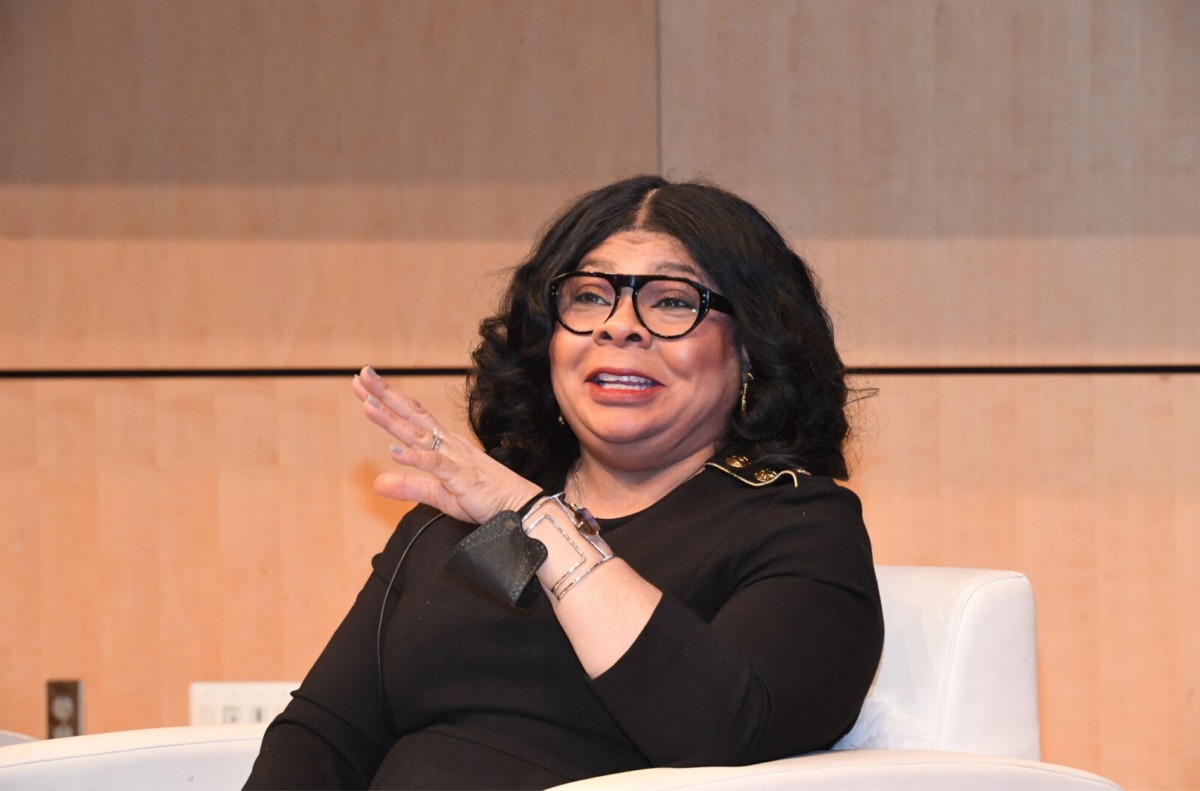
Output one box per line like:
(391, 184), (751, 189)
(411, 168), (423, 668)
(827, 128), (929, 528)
(550, 231), (743, 472)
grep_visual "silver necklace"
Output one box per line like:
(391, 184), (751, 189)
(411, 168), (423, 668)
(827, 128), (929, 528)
(570, 459), (706, 508)
(571, 461), (584, 505)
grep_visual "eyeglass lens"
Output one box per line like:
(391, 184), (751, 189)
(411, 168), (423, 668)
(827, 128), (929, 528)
(556, 275), (703, 337)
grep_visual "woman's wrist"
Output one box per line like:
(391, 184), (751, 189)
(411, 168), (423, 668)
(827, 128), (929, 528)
(510, 484), (547, 517)
(522, 495), (613, 601)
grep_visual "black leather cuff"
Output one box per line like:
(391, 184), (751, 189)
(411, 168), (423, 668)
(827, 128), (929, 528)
(442, 510), (547, 610)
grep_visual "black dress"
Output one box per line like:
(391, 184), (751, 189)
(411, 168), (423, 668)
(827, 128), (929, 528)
(244, 458), (884, 790)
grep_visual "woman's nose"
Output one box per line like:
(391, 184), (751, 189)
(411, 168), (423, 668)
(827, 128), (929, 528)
(594, 288), (651, 347)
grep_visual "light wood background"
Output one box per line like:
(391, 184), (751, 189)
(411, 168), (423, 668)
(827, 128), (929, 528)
(1, 2), (1197, 789)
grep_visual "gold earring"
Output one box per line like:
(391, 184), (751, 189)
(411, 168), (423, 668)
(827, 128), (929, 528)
(740, 372), (754, 419)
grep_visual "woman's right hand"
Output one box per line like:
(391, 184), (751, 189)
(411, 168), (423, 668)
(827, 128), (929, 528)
(352, 366), (543, 524)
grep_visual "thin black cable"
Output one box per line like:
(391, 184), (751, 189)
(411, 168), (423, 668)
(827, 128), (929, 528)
(0, 367), (469, 379)
(376, 511), (445, 736)
(845, 364), (1200, 376)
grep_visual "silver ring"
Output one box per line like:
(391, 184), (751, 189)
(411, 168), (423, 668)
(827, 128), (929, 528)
(428, 428), (443, 452)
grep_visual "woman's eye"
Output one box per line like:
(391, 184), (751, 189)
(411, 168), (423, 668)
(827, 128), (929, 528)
(651, 292), (698, 310)
(572, 289), (611, 306)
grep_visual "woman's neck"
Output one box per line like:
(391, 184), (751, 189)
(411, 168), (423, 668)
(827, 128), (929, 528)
(568, 443), (714, 519)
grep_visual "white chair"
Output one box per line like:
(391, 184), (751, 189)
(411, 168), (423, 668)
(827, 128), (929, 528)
(0, 567), (1122, 790)
(553, 567), (1120, 790)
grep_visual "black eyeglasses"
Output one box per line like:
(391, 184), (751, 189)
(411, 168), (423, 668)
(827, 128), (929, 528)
(549, 272), (734, 339)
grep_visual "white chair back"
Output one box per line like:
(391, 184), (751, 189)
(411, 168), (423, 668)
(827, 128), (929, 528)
(834, 566), (1041, 760)
(0, 731), (37, 748)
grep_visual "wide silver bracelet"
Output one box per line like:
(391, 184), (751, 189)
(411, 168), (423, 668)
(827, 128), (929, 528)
(522, 494), (614, 600)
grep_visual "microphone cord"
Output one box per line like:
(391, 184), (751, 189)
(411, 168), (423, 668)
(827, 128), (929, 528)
(376, 510), (445, 736)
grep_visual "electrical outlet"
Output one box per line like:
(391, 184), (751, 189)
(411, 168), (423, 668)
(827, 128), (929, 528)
(47, 679), (84, 739)
(189, 681), (299, 726)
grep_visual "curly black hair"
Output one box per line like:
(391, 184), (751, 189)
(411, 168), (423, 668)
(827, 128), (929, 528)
(468, 175), (853, 489)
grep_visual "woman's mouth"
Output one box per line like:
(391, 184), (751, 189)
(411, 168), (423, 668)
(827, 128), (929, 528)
(589, 372), (659, 391)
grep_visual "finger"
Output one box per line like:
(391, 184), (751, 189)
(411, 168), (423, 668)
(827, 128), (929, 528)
(388, 442), (452, 471)
(364, 401), (444, 452)
(373, 470), (473, 523)
(355, 370), (437, 447)
(351, 373), (369, 402)
(359, 365), (440, 431)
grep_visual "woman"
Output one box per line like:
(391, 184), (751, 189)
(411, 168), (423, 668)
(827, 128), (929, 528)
(245, 176), (883, 790)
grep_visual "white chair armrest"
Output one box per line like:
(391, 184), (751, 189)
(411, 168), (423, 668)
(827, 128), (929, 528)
(548, 750), (1123, 791)
(0, 729), (1124, 791)
(0, 725), (266, 791)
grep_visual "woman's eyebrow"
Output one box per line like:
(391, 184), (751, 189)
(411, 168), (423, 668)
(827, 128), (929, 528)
(653, 261), (702, 278)
(578, 258), (702, 278)
(578, 258), (616, 272)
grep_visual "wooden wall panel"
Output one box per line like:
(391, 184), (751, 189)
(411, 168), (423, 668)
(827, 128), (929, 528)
(848, 374), (1199, 790)
(0, 375), (468, 737)
(0, 241), (528, 369)
(804, 237), (1200, 366)
(4, 237), (1196, 370)
(0, 0), (658, 240)
(660, 0), (1200, 237)
(660, 0), (1200, 366)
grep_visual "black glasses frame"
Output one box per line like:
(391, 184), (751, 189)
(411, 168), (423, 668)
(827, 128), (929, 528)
(549, 271), (735, 339)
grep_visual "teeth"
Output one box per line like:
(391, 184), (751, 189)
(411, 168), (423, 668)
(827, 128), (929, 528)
(594, 373), (655, 390)
(596, 373), (653, 383)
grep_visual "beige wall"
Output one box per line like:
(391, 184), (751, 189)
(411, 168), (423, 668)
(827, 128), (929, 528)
(1, 2), (1197, 789)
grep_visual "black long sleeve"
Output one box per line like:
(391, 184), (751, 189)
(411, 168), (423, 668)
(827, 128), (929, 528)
(588, 479), (882, 765)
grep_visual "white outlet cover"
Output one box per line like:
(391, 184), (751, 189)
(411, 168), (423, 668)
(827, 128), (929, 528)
(189, 681), (299, 726)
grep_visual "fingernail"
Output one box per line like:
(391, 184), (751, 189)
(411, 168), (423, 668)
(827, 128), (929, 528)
(365, 365), (380, 379)
(353, 374), (361, 386)
(389, 444), (404, 454)
(367, 395), (382, 410)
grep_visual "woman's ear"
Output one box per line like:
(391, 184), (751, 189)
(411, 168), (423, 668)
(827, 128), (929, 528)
(739, 346), (752, 378)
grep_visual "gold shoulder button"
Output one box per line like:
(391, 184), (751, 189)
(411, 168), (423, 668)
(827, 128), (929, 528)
(705, 460), (808, 487)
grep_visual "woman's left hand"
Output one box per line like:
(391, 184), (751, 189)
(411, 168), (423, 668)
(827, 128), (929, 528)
(352, 366), (542, 524)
